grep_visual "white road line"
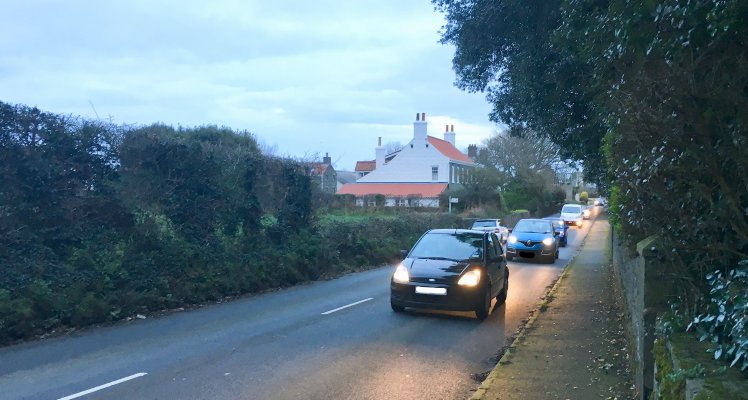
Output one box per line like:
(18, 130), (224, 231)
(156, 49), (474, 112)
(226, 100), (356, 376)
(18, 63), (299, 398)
(321, 298), (374, 315)
(57, 372), (147, 400)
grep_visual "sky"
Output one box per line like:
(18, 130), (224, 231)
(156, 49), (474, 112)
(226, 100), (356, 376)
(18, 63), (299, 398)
(0, 0), (499, 171)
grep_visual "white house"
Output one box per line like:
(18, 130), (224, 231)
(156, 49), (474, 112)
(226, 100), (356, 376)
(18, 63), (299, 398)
(338, 112), (476, 207)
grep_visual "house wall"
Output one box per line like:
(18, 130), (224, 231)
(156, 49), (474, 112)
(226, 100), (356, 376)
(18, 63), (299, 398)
(358, 137), (458, 183)
(354, 197), (440, 208)
(320, 169), (337, 194)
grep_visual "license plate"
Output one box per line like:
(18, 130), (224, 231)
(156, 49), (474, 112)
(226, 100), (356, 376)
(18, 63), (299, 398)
(415, 287), (447, 295)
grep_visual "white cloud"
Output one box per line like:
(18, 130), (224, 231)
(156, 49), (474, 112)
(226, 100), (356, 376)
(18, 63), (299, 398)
(0, 0), (498, 170)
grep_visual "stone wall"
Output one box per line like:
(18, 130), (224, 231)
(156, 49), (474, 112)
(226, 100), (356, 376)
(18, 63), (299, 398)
(612, 234), (664, 399)
(612, 234), (646, 398)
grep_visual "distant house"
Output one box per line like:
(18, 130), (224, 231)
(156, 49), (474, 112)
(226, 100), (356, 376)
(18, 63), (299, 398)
(338, 112), (476, 207)
(354, 160), (376, 180)
(308, 153), (337, 194)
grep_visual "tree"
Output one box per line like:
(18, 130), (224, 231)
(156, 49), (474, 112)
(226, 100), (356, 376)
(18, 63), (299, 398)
(434, 0), (608, 186)
(436, 0), (748, 307)
(476, 129), (564, 181)
(383, 142), (403, 155)
(447, 166), (505, 213)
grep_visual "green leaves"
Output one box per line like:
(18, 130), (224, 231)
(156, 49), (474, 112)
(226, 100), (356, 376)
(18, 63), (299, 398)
(690, 261), (748, 371)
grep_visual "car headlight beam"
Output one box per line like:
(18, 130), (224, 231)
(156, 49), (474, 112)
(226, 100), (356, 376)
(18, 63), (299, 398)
(393, 264), (410, 284)
(457, 269), (481, 287)
(507, 235), (517, 244)
(542, 237), (554, 246)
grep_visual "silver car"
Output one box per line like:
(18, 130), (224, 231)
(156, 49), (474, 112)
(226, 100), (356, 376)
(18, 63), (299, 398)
(471, 219), (509, 243)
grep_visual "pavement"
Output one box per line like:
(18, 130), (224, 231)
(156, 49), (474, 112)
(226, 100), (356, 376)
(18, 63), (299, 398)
(471, 215), (637, 400)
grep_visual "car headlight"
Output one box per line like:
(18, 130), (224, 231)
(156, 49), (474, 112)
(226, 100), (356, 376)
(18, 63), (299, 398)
(393, 264), (409, 284)
(542, 237), (554, 246)
(457, 269), (481, 287)
(508, 235), (517, 244)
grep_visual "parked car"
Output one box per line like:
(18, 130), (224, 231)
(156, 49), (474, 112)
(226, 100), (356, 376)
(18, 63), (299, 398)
(560, 203), (584, 228)
(470, 219), (509, 243)
(594, 197), (607, 207)
(543, 217), (569, 247)
(505, 219), (559, 263)
(582, 206), (591, 220)
(390, 229), (509, 320)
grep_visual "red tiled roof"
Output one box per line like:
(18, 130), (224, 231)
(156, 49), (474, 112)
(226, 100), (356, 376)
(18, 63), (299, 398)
(309, 163), (329, 175)
(355, 160), (376, 172)
(428, 136), (474, 164)
(337, 183), (448, 197)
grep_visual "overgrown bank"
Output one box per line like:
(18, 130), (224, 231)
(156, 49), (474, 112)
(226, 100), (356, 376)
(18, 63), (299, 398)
(0, 102), (460, 345)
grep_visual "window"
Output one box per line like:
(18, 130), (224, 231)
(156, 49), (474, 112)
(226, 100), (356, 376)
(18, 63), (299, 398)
(488, 235), (499, 259)
(432, 166), (438, 181)
(398, 199), (408, 207)
(561, 205), (582, 213)
(409, 232), (484, 260)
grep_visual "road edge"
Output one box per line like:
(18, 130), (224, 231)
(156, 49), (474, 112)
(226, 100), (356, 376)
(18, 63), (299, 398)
(470, 216), (602, 400)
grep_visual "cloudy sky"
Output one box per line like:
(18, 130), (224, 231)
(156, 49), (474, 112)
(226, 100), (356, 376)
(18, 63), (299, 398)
(1, 0), (498, 170)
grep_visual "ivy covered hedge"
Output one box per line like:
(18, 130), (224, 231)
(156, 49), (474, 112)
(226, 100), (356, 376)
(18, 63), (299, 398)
(0, 102), (460, 345)
(435, 0), (748, 372)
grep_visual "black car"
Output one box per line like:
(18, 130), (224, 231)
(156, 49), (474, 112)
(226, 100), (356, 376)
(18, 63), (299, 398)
(390, 229), (509, 320)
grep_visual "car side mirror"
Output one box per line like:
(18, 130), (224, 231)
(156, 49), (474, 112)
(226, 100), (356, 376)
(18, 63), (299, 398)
(554, 231), (560, 236)
(507, 228), (512, 234)
(400, 249), (408, 259)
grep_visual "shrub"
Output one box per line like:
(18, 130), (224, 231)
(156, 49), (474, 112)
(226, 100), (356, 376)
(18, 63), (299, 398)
(688, 261), (748, 371)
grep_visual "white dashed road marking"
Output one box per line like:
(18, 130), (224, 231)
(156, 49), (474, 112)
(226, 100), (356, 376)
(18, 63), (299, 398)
(321, 298), (374, 315)
(57, 372), (147, 400)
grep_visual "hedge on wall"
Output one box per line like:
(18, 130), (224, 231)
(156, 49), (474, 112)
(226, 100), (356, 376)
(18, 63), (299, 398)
(0, 102), (462, 345)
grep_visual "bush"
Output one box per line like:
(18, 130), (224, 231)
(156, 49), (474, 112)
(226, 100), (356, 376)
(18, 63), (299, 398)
(688, 261), (748, 371)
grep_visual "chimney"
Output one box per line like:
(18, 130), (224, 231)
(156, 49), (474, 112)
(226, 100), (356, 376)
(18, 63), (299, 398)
(468, 144), (478, 159)
(444, 124), (456, 146)
(323, 152), (331, 165)
(376, 137), (385, 168)
(413, 112), (427, 143)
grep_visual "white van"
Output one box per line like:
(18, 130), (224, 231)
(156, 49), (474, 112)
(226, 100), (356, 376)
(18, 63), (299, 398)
(560, 204), (584, 228)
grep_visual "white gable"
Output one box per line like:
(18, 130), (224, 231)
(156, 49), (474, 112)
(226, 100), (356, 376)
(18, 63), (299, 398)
(358, 137), (450, 183)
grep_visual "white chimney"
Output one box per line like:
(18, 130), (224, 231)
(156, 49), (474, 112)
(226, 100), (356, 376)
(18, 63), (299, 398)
(375, 136), (385, 168)
(413, 112), (427, 143)
(444, 124), (456, 146)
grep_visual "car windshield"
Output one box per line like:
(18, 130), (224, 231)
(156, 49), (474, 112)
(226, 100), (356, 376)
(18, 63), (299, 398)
(562, 205), (582, 213)
(409, 232), (484, 261)
(514, 220), (552, 234)
(471, 220), (498, 228)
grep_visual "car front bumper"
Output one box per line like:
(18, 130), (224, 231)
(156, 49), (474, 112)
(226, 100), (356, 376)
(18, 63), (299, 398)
(506, 244), (556, 259)
(390, 282), (483, 312)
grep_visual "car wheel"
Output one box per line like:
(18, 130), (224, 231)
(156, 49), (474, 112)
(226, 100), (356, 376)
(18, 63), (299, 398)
(506, 254), (514, 261)
(391, 300), (405, 313)
(555, 249), (559, 259)
(496, 272), (509, 306)
(475, 287), (491, 320)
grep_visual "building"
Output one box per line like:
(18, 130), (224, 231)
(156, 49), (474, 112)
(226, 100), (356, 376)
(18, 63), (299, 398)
(354, 160), (376, 180)
(338, 112), (476, 207)
(308, 153), (337, 194)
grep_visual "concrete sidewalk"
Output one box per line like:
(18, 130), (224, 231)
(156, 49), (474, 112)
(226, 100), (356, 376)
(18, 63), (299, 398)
(472, 216), (636, 400)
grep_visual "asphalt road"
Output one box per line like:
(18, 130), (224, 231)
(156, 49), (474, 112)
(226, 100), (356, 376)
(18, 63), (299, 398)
(0, 210), (599, 400)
